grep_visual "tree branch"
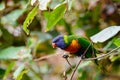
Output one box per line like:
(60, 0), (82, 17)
(70, 43), (91, 80)
(69, 45), (120, 80)
(83, 46), (120, 61)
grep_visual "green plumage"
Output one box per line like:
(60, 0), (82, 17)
(63, 35), (97, 58)
(52, 35), (98, 65)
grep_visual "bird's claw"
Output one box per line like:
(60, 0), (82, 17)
(62, 54), (69, 59)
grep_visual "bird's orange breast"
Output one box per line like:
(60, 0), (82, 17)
(64, 40), (81, 54)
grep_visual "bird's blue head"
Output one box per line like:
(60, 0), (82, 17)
(52, 35), (67, 49)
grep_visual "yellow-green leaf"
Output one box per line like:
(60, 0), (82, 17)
(114, 38), (120, 46)
(16, 70), (28, 80)
(3, 62), (15, 80)
(23, 5), (38, 35)
(13, 64), (25, 79)
(46, 2), (67, 31)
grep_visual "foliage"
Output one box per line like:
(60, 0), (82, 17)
(0, 0), (120, 80)
(46, 2), (67, 31)
(23, 5), (38, 35)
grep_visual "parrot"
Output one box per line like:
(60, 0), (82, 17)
(52, 35), (98, 59)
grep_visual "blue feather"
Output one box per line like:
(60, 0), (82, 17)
(52, 35), (67, 49)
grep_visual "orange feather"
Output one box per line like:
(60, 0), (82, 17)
(64, 40), (81, 54)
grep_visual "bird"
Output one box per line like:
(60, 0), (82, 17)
(52, 35), (98, 59)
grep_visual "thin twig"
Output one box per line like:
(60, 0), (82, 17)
(63, 71), (68, 80)
(62, 54), (73, 69)
(70, 57), (82, 80)
(34, 53), (60, 61)
(83, 46), (120, 61)
(70, 43), (92, 80)
(65, 58), (73, 69)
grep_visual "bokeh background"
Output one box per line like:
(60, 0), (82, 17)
(0, 0), (120, 80)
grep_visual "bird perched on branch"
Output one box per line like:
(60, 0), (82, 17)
(52, 35), (98, 59)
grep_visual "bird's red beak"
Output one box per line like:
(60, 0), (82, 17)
(52, 43), (57, 48)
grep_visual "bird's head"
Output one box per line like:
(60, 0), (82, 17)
(52, 35), (67, 49)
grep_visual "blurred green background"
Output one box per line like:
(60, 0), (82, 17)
(0, 0), (120, 80)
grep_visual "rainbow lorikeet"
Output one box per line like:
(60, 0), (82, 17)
(52, 35), (97, 58)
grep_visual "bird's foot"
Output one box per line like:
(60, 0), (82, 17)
(62, 54), (69, 59)
(62, 54), (73, 69)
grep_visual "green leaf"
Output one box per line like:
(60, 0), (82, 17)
(0, 46), (31, 60)
(0, 46), (24, 60)
(13, 64), (25, 79)
(3, 62), (15, 80)
(1, 9), (25, 26)
(16, 70), (28, 80)
(46, 2), (67, 31)
(114, 38), (120, 46)
(23, 5), (38, 35)
(90, 26), (120, 43)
